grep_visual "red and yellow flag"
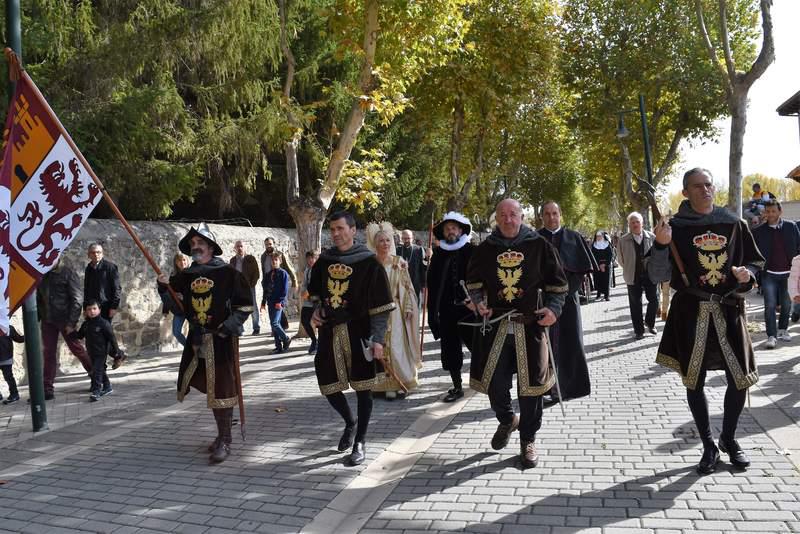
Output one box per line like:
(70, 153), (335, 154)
(0, 54), (102, 327)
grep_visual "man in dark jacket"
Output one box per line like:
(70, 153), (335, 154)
(38, 260), (92, 399)
(397, 229), (426, 304)
(230, 240), (261, 335)
(752, 200), (800, 348)
(264, 253), (291, 354)
(84, 243), (122, 321)
(538, 201), (596, 405)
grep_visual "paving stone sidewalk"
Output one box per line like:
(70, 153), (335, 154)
(0, 282), (797, 534)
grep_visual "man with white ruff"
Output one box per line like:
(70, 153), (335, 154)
(426, 211), (474, 402)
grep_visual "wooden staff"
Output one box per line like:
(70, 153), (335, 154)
(419, 211), (434, 360)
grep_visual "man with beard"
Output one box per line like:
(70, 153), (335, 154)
(649, 168), (763, 475)
(158, 224), (253, 464)
(309, 211), (394, 466)
(538, 201), (596, 405)
(426, 212), (474, 402)
(466, 198), (568, 468)
(397, 229), (426, 305)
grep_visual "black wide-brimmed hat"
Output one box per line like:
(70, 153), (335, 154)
(433, 211), (472, 240)
(178, 223), (223, 256)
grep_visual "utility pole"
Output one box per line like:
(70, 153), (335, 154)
(5, 0), (48, 431)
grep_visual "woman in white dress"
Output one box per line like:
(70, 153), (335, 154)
(367, 222), (421, 399)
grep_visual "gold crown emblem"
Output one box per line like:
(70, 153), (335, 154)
(328, 263), (353, 280)
(693, 231), (727, 251)
(497, 250), (524, 268)
(190, 277), (214, 294)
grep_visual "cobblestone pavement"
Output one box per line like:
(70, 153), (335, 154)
(0, 281), (798, 534)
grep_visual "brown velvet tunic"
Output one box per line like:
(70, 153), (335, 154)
(166, 257), (253, 408)
(465, 228), (568, 396)
(649, 203), (764, 390)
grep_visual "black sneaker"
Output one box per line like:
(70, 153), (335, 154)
(89, 391), (101, 402)
(282, 338), (292, 353)
(2, 394), (20, 405)
(100, 385), (113, 397)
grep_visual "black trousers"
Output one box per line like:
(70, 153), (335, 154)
(1, 365), (18, 397)
(300, 306), (317, 345)
(488, 337), (543, 442)
(89, 352), (110, 393)
(686, 366), (747, 447)
(626, 278), (659, 334)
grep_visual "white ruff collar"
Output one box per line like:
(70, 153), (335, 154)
(440, 234), (470, 251)
(593, 241), (609, 250)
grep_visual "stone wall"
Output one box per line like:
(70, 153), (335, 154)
(7, 219), (430, 385)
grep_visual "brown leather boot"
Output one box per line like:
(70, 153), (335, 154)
(491, 414), (519, 450)
(520, 440), (539, 469)
(210, 408), (232, 463)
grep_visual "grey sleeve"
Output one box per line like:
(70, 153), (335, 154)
(369, 311), (390, 345)
(544, 291), (566, 318)
(647, 243), (672, 284)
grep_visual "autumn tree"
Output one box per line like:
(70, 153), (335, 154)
(693, 0), (774, 215)
(560, 0), (728, 226)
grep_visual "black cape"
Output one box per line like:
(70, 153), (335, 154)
(539, 227), (595, 400)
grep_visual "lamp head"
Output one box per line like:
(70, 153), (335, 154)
(616, 115), (630, 139)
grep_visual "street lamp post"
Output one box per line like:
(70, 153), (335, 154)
(616, 94), (656, 225)
(616, 94), (654, 185)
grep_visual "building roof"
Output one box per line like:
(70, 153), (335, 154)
(777, 90), (800, 116)
(788, 164), (800, 182)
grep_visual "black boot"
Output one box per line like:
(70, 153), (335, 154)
(271, 338), (284, 354)
(347, 442), (365, 466)
(719, 437), (750, 469)
(210, 408), (232, 463)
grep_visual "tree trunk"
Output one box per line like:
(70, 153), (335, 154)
(727, 89), (747, 216)
(288, 199), (327, 269)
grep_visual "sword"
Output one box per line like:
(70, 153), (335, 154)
(538, 289), (566, 418)
(459, 280), (492, 334)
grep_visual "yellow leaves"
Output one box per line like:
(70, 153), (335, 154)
(335, 149), (394, 212)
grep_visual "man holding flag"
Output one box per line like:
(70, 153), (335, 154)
(158, 224), (253, 463)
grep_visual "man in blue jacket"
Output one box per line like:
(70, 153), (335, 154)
(264, 253), (291, 354)
(752, 200), (800, 348)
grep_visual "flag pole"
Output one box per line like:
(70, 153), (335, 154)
(7, 57), (183, 311)
(418, 211), (434, 360)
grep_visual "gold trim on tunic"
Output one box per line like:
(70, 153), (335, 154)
(656, 301), (758, 391)
(469, 319), (554, 397)
(466, 282), (483, 290)
(545, 284), (569, 293)
(204, 334), (238, 409)
(319, 324), (378, 394)
(236, 305), (254, 313)
(369, 302), (396, 315)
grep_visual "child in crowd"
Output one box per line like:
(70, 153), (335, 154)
(1, 325), (24, 405)
(72, 300), (123, 402)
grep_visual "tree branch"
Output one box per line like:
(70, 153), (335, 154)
(278, 0), (302, 204)
(319, 0), (379, 208)
(653, 127), (684, 186)
(694, 0), (733, 96)
(741, 0), (775, 89)
(718, 0), (737, 81)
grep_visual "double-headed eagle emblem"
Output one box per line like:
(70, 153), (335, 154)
(327, 263), (353, 309)
(693, 231), (728, 287)
(497, 250), (524, 302)
(190, 276), (214, 325)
